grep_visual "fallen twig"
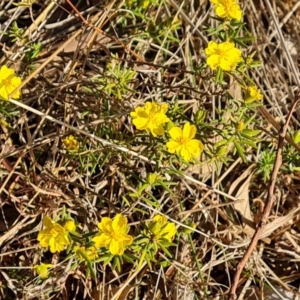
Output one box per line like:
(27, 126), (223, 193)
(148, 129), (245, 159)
(228, 91), (300, 299)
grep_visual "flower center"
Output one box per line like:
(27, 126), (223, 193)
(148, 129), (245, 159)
(179, 137), (188, 145)
(50, 228), (59, 237)
(2, 74), (15, 87)
(110, 230), (119, 239)
(216, 48), (227, 58)
(148, 111), (156, 121)
(4, 78), (11, 87)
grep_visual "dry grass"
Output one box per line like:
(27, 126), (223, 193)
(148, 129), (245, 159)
(0, 0), (300, 299)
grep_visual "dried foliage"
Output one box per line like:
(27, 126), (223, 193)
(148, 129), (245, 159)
(0, 0), (300, 299)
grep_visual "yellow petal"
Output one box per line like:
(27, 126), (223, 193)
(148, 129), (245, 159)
(160, 222), (177, 241)
(37, 231), (51, 247)
(149, 221), (161, 235)
(215, 6), (227, 18)
(0, 87), (8, 100)
(131, 107), (148, 118)
(112, 214), (128, 233)
(0, 65), (14, 78)
(180, 147), (193, 162)
(205, 41), (218, 56)
(64, 219), (76, 232)
(160, 103), (169, 113)
(219, 59), (234, 71)
(130, 111), (138, 118)
(227, 48), (242, 61)
(168, 126), (182, 140)
(49, 231), (69, 253)
(150, 124), (165, 137)
(93, 233), (111, 248)
(43, 216), (54, 229)
(34, 263), (53, 279)
(49, 237), (63, 253)
(206, 55), (220, 70)
(183, 122), (196, 139)
(144, 102), (155, 114)
(230, 4), (242, 20)
(86, 246), (98, 260)
(153, 215), (167, 226)
(109, 239), (124, 255)
(98, 217), (113, 233)
(132, 117), (149, 130)
(166, 140), (182, 154)
(118, 233), (133, 246)
(152, 112), (170, 124)
(10, 77), (22, 99)
(187, 139), (204, 156)
(220, 41), (234, 51)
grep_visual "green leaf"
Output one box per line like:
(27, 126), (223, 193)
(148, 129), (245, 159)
(241, 139), (258, 149)
(75, 249), (97, 278)
(158, 242), (173, 258)
(241, 129), (261, 137)
(234, 141), (246, 162)
(112, 256), (122, 272)
(214, 139), (228, 148)
(137, 249), (147, 270)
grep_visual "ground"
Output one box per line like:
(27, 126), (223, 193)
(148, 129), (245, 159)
(0, 0), (300, 299)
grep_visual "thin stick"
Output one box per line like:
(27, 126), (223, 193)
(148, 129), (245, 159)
(228, 0), (300, 296)
(228, 92), (300, 299)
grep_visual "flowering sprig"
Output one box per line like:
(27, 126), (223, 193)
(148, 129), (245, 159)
(148, 215), (176, 243)
(245, 85), (263, 104)
(132, 215), (177, 267)
(74, 245), (98, 261)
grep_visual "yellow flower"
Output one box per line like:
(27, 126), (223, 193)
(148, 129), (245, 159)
(92, 214), (133, 256)
(210, 0), (242, 21)
(245, 86), (263, 103)
(37, 216), (70, 253)
(0, 65), (22, 100)
(205, 41), (243, 71)
(148, 215), (176, 242)
(130, 102), (170, 137)
(147, 172), (159, 185)
(236, 121), (245, 132)
(63, 135), (79, 152)
(74, 245), (98, 261)
(293, 131), (300, 144)
(166, 122), (204, 162)
(63, 219), (76, 232)
(34, 263), (53, 279)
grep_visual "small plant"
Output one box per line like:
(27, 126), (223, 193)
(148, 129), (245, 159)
(84, 54), (136, 100)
